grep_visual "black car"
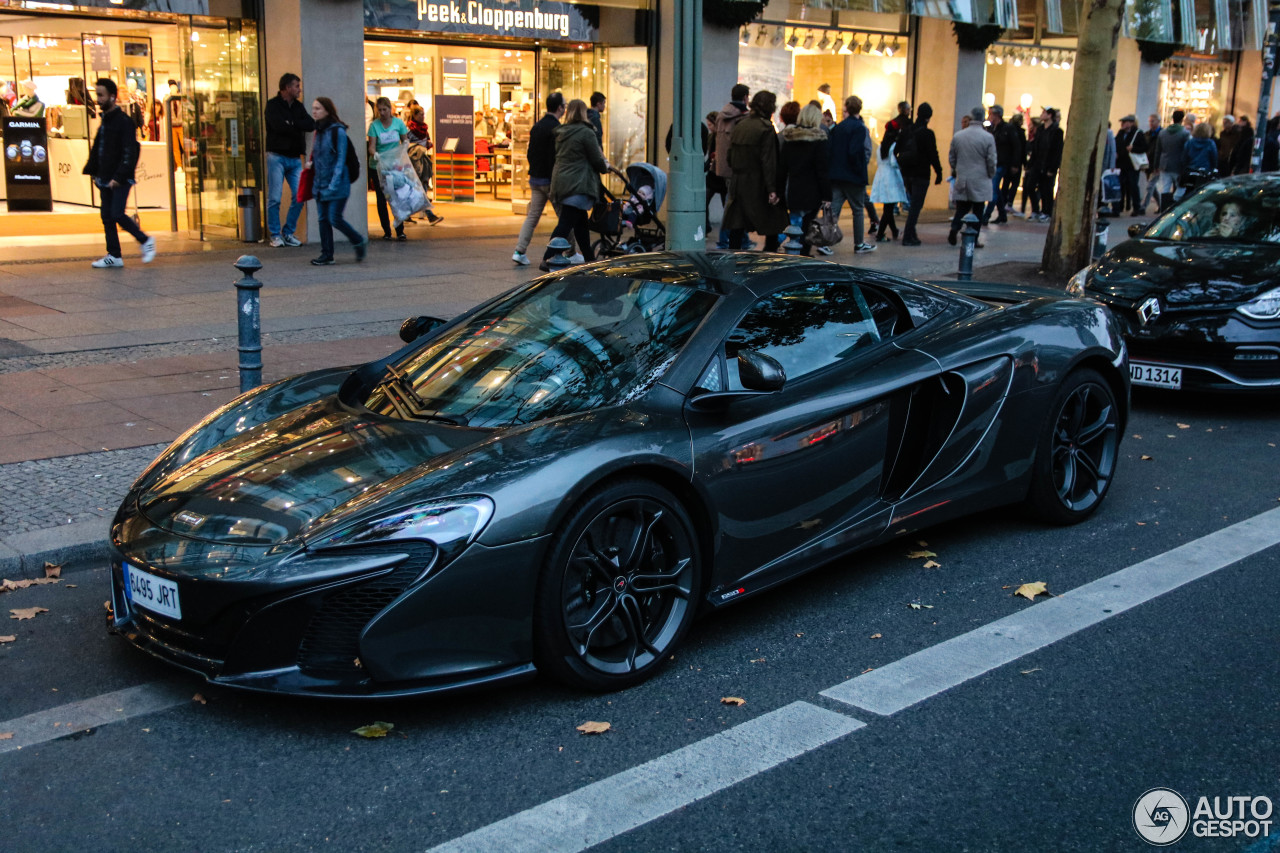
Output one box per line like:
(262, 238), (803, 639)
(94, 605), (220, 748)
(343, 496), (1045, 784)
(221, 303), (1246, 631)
(109, 253), (1129, 698)
(1072, 174), (1280, 392)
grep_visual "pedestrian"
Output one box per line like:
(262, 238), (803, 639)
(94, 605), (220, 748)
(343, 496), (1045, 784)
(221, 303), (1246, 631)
(897, 101), (944, 246)
(828, 94), (876, 254)
(714, 84), (752, 249)
(816, 83), (837, 121)
(778, 103), (831, 256)
(702, 110), (726, 237)
(982, 104), (1015, 225)
(404, 105), (444, 226)
(1021, 114), (1042, 217)
(1150, 109), (1189, 211)
(723, 90), (789, 252)
(540, 98), (609, 271)
(512, 92), (567, 266)
(1182, 121), (1218, 190)
(308, 96), (366, 265)
(1140, 113), (1163, 213)
(778, 100), (801, 138)
(1115, 114), (1148, 216)
(368, 96), (410, 241)
(1217, 115), (1239, 176)
(264, 72), (314, 248)
(999, 111), (1025, 220)
(1029, 107), (1063, 222)
(588, 91), (606, 146)
(873, 101), (912, 241)
(1230, 115), (1253, 175)
(948, 106), (997, 246)
(85, 78), (155, 268)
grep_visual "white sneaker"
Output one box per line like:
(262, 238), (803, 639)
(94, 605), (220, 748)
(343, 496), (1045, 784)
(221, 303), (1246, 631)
(140, 237), (156, 264)
(816, 245), (835, 256)
(512, 251), (531, 266)
(568, 253), (585, 264)
(282, 234), (302, 247)
(91, 255), (123, 268)
(269, 235), (285, 248)
(855, 242), (878, 254)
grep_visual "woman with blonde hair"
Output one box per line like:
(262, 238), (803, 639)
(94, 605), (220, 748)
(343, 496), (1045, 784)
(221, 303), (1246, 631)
(778, 102), (830, 255)
(541, 98), (610, 271)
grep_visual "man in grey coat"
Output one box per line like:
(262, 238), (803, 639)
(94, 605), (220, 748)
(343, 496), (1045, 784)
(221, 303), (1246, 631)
(948, 106), (997, 246)
(1149, 109), (1189, 212)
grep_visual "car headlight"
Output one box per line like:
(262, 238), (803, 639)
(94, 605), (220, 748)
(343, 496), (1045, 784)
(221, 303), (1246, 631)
(1237, 286), (1280, 320)
(308, 496), (494, 564)
(1066, 266), (1092, 297)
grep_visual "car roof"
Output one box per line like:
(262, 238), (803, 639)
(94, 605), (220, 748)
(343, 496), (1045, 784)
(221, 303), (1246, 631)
(543, 251), (858, 296)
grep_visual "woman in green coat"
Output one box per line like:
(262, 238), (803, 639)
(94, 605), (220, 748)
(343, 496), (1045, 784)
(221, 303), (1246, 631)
(541, 98), (610, 270)
(723, 90), (789, 252)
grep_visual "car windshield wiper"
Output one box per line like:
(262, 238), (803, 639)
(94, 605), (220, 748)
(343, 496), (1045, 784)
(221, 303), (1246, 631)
(378, 365), (466, 426)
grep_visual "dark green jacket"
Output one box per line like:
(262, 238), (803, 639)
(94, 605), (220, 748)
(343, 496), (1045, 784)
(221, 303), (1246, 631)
(549, 121), (608, 204)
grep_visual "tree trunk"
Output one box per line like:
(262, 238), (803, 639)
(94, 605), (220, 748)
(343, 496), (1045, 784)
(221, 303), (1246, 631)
(1040, 0), (1127, 279)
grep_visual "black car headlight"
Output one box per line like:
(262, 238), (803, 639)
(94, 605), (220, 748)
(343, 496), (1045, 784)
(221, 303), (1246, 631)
(307, 496), (495, 564)
(1067, 266), (1091, 297)
(1238, 286), (1280, 320)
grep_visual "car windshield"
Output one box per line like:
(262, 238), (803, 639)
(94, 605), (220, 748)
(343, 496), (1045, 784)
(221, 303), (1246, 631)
(1146, 181), (1280, 243)
(365, 276), (718, 427)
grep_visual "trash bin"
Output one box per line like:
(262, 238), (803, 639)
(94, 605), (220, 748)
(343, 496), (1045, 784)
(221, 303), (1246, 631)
(237, 187), (261, 243)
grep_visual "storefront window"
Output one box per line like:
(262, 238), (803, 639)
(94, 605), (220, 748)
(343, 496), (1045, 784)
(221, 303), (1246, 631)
(1159, 57), (1228, 127)
(984, 40), (1076, 127)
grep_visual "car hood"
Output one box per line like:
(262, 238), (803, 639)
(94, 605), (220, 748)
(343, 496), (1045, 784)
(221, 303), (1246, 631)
(1088, 239), (1280, 307)
(135, 395), (491, 547)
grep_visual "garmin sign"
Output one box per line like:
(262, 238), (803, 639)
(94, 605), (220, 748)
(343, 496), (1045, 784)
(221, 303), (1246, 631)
(364, 0), (596, 41)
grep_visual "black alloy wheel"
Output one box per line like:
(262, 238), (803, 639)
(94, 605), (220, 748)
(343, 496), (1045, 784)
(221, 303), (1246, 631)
(1028, 368), (1121, 524)
(535, 479), (701, 690)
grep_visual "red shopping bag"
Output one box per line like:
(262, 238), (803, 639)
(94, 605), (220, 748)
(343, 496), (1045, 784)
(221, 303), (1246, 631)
(296, 166), (315, 203)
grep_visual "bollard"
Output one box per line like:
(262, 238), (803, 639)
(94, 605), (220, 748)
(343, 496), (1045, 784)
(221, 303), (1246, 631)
(545, 236), (573, 270)
(781, 215), (805, 255)
(957, 213), (980, 281)
(1092, 216), (1110, 262)
(233, 255), (263, 393)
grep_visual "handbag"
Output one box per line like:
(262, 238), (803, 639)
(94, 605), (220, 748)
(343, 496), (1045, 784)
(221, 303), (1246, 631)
(296, 166), (315, 203)
(1127, 150), (1149, 171)
(804, 203), (843, 248)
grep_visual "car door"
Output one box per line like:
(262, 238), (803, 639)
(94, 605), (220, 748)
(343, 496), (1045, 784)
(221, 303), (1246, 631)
(686, 279), (940, 601)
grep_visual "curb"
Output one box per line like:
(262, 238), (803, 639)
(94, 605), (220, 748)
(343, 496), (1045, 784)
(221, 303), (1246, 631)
(0, 521), (110, 579)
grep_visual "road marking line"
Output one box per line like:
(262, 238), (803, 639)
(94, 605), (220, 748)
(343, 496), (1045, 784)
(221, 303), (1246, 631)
(0, 682), (192, 754)
(822, 505), (1280, 716)
(427, 701), (865, 853)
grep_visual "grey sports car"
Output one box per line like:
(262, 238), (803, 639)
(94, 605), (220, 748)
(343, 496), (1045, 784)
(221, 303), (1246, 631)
(108, 252), (1129, 697)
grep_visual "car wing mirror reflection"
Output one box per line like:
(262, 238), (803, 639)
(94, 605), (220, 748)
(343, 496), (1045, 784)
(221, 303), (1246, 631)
(400, 315), (447, 343)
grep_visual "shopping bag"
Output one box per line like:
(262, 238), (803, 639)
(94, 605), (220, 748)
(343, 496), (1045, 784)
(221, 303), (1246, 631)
(296, 166), (315, 203)
(375, 144), (428, 226)
(1100, 169), (1122, 204)
(804, 203), (843, 248)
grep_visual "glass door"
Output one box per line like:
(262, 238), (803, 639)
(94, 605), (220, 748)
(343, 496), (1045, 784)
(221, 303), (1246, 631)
(180, 17), (260, 238)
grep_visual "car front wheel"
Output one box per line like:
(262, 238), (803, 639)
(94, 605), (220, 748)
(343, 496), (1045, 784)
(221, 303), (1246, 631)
(1028, 368), (1120, 525)
(534, 479), (701, 691)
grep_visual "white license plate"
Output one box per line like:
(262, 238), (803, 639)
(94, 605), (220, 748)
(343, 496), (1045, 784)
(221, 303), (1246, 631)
(1130, 362), (1182, 390)
(124, 564), (182, 620)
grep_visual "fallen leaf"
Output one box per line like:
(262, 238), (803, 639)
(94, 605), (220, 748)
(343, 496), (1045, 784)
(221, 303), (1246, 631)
(9, 607), (48, 621)
(906, 550), (936, 559)
(43, 562), (62, 579)
(1015, 581), (1049, 601)
(794, 632), (804, 638)
(749, 657), (766, 663)
(1, 578), (59, 593)
(861, 667), (874, 674)
(1140, 455), (1153, 461)
(353, 658), (362, 669)
(1021, 668), (1041, 675)
(869, 633), (882, 639)
(192, 693), (207, 705)
(0, 732), (12, 740)
(1137, 521), (1147, 526)
(576, 721), (611, 735)
(922, 560), (941, 569)
(907, 603), (934, 610)
(0, 635), (15, 644)
(1001, 585), (1011, 589)
(916, 540), (929, 547)
(352, 721), (395, 738)
(65, 585), (77, 589)
(1176, 423), (1190, 429)
(720, 697), (746, 706)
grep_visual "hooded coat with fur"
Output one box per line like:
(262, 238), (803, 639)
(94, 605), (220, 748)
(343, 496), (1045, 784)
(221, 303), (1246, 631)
(778, 124), (831, 214)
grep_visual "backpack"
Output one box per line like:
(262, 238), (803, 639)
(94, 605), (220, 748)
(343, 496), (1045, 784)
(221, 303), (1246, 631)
(345, 136), (361, 184)
(894, 123), (920, 169)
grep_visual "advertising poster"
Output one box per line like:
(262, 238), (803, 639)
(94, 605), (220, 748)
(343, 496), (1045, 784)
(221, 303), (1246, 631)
(3, 117), (53, 212)
(433, 94), (476, 156)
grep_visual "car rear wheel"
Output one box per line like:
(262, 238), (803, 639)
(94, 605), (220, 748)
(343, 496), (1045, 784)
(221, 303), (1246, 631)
(1028, 368), (1120, 524)
(534, 479), (701, 691)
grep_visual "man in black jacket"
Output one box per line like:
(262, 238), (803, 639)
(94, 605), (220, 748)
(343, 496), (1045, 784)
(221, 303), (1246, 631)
(512, 92), (570, 266)
(1029, 107), (1064, 222)
(85, 78), (153, 268)
(264, 72), (315, 247)
(982, 104), (1016, 225)
(897, 102), (944, 246)
(1114, 114), (1148, 215)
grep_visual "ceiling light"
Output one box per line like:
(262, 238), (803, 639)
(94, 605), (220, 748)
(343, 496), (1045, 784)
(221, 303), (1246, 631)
(1012, 51), (1022, 66)
(866, 36), (881, 55)
(787, 29), (800, 49)
(832, 35), (846, 53)
(803, 31), (816, 49)
(756, 25), (768, 45)
(773, 26), (786, 46)
(875, 35), (887, 54)
(1061, 53), (1072, 70)
(817, 32), (831, 50)
(1030, 53), (1039, 65)
(740, 26), (750, 45)
(886, 37), (898, 56)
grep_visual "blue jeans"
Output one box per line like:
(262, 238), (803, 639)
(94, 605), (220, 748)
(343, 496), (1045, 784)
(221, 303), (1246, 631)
(266, 152), (304, 238)
(315, 194), (362, 259)
(982, 166), (1006, 222)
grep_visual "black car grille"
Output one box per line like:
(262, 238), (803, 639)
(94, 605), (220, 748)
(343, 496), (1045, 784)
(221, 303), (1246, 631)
(297, 544), (437, 674)
(131, 607), (228, 669)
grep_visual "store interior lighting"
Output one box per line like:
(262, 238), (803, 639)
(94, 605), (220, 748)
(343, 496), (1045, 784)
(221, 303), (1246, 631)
(817, 31), (831, 50)
(773, 25), (786, 46)
(832, 34), (846, 52)
(740, 26), (750, 45)
(788, 29), (801, 48)
(886, 37), (898, 56)
(864, 35), (877, 54)
(802, 31), (816, 49)
(756, 25), (769, 45)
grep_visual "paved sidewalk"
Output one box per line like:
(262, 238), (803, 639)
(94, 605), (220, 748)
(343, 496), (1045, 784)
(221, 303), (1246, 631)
(0, 204), (1073, 575)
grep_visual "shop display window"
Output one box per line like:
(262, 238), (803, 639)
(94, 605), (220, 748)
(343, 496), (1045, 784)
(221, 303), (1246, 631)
(1159, 58), (1228, 127)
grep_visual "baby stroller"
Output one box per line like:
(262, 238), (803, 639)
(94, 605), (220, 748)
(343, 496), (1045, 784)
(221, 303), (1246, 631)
(590, 163), (668, 257)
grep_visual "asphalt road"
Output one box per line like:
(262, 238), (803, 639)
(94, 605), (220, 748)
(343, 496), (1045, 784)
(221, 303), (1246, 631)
(1, 389), (1277, 853)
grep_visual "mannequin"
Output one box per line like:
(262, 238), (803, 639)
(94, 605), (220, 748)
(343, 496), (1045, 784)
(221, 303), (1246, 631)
(167, 80), (184, 171)
(12, 80), (45, 118)
(124, 77), (145, 134)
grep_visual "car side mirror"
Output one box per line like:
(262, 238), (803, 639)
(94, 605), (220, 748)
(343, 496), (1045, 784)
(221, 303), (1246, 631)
(399, 315), (446, 343)
(1127, 222), (1149, 239)
(738, 350), (785, 392)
